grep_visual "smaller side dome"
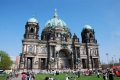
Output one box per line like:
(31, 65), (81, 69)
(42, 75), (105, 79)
(28, 15), (38, 23)
(83, 22), (92, 30)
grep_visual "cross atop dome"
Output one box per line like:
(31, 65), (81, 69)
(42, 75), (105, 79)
(32, 15), (35, 18)
(54, 8), (58, 18)
(85, 22), (88, 25)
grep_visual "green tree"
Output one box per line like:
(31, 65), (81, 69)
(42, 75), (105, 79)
(0, 50), (13, 69)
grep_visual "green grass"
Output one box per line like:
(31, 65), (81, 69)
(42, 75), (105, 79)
(35, 73), (120, 80)
(0, 75), (8, 80)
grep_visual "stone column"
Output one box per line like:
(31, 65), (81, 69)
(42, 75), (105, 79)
(92, 58), (94, 69)
(54, 46), (56, 62)
(72, 54), (74, 69)
(75, 47), (77, 69)
(97, 48), (100, 68)
(35, 27), (36, 34)
(85, 59), (87, 69)
(45, 58), (47, 69)
(57, 51), (59, 69)
(25, 57), (27, 69)
(22, 44), (24, 62)
(49, 45), (51, 61)
(39, 58), (41, 69)
(34, 45), (36, 54)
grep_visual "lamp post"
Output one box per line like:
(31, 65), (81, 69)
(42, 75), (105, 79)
(114, 55), (116, 63)
(112, 57), (114, 67)
(106, 53), (108, 64)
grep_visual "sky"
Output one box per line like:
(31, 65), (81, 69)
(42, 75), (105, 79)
(0, 0), (120, 63)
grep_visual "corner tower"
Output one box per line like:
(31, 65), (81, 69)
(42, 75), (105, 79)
(24, 15), (39, 39)
(81, 23), (97, 43)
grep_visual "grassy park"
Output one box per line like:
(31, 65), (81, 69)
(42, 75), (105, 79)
(0, 73), (120, 80)
(34, 73), (120, 80)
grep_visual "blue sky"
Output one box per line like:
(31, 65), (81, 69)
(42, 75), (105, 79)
(0, 0), (120, 63)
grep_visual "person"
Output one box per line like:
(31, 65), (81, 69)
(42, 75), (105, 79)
(109, 71), (114, 80)
(44, 76), (49, 80)
(66, 76), (69, 80)
(103, 73), (105, 80)
(26, 72), (30, 80)
(97, 71), (100, 78)
(21, 73), (26, 80)
(77, 70), (80, 78)
(49, 77), (53, 80)
(21, 70), (27, 80)
(105, 72), (108, 80)
(31, 72), (35, 80)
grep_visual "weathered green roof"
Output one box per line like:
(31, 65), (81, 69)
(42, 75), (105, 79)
(28, 17), (38, 23)
(43, 17), (68, 30)
(83, 24), (92, 30)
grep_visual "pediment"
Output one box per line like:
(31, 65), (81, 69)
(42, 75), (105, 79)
(25, 52), (36, 56)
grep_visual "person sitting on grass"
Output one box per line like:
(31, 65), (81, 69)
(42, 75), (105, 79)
(49, 77), (53, 80)
(44, 76), (49, 80)
(97, 71), (100, 78)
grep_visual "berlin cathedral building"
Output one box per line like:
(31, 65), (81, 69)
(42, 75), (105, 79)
(19, 10), (101, 71)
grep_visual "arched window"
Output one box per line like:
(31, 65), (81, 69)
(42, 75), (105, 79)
(30, 28), (34, 33)
(28, 47), (33, 52)
(51, 46), (54, 55)
(58, 34), (60, 37)
(42, 49), (45, 53)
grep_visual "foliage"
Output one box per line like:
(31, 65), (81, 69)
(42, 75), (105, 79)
(101, 62), (120, 69)
(0, 50), (13, 69)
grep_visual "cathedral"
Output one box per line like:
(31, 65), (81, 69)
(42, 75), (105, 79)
(19, 10), (101, 71)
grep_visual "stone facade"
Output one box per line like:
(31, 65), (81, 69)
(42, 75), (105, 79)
(19, 12), (101, 71)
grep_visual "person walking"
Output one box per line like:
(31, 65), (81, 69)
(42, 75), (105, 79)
(103, 73), (106, 80)
(109, 71), (114, 80)
(26, 72), (30, 80)
(77, 70), (80, 78)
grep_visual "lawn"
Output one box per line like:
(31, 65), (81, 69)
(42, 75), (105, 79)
(35, 73), (120, 80)
(0, 75), (8, 80)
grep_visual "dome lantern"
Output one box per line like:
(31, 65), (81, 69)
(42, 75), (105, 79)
(54, 8), (58, 18)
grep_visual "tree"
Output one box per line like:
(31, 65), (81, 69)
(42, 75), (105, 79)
(0, 50), (13, 69)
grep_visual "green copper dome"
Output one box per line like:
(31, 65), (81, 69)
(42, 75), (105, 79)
(28, 16), (38, 23)
(43, 10), (68, 30)
(83, 24), (92, 30)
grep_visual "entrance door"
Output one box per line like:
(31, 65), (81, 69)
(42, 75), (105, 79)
(59, 49), (70, 69)
(40, 58), (45, 70)
(27, 57), (33, 70)
(82, 59), (86, 69)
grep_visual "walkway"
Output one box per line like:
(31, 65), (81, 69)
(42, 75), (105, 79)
(11, 74), (21, 80)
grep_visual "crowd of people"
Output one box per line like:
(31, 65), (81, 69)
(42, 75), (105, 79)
(4, 68), (116, 80)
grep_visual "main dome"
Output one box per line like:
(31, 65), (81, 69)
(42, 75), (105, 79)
(43, 10), (68, 30)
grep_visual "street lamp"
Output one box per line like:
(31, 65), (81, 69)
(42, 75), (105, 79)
(112, 57), (114, 67)
(106, 53), (108, 64)
(114, 55), (116, 63)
